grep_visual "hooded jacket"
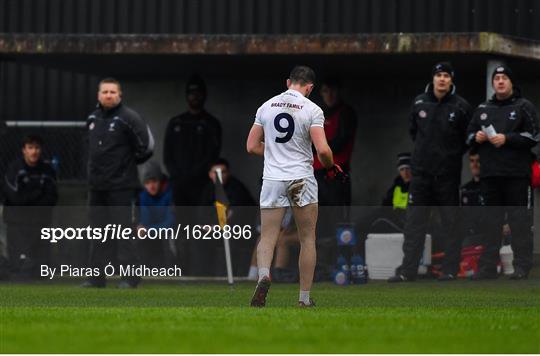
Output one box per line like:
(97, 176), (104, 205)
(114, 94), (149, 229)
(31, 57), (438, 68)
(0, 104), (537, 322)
(138, 177), (174, 230)
(87, 102), (154, 191)
(466, 89), (540, 178)
(409, 84), (472, 177)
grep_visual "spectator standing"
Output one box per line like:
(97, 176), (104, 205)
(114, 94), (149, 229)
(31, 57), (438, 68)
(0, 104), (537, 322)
(314, 78), (357, 206)
(84, 77), (154, 288)
(467, 65), (539, 280)
(163, 75), (222, 274)
(164, 75), (222, 207)
(388, 62), (472, 283)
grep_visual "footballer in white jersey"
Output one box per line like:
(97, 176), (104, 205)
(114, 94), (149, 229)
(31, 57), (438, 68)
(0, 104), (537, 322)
(253, 88), (325, 208)
(246, 66), (346, 308)
(254, 88), (325, 181)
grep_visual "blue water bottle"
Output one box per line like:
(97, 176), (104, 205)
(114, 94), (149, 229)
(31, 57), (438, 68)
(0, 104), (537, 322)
(333, 255), (350, 285)
(350, 254), (367, 284)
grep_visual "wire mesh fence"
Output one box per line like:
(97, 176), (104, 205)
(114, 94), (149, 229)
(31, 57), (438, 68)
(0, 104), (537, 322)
(0, 121), (88, 182)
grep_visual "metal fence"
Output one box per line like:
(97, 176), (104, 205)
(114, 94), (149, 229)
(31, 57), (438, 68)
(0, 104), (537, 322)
(0, 121), (88, 182)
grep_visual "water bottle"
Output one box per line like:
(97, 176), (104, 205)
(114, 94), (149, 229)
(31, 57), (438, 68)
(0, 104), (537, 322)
(334, 255), (350, 285)
(333, 269), (349, 285)
(351, 254), (367, 284)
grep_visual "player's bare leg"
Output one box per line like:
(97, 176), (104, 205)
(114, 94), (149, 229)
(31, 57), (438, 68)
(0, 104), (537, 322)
(257, 207), (287, 273)
(292, 203), (318, 307)
(274, 227), (299, 269)
(250, 207), (286, 307)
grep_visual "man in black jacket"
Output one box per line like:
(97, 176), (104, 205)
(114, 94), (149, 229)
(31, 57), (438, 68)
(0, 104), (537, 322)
(389, 62), (472, 283)
(163, 75), (222, 274)
(164, 75), (222, 207)
(3, 135), (57, 278)
(467, 65), (539, 280)
(84, 78), (154, 288)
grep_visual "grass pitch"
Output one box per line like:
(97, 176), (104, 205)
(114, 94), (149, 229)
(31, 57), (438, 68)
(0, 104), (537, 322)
(1, 277), (539, 353)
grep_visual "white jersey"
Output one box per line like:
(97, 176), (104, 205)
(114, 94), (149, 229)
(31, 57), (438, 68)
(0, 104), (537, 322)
(254, 89), (325, 180)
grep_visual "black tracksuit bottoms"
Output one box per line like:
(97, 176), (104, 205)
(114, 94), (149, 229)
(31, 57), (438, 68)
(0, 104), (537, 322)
(398, 173), (461, 277)
(87, 189), (141, 286)
(478, 177), (533, 274)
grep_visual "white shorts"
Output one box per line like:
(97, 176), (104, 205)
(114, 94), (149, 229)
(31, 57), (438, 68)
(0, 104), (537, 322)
(260, 176), (318, 209)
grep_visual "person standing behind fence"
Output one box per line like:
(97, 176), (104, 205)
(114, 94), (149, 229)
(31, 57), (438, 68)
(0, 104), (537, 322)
(467, 65), (539, 280)
(83, 77), (154, 288)
(163, 75), (222, 274)
(3, 135), (57, 279)
(388, 62), (472, 283)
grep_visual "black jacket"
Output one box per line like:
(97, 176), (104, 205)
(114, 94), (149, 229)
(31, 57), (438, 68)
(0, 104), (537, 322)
(164, 110), (222, 181)
(466, 89), (540, 178)
(87, 102), (154, 191)
(3, 158), (58, 226)
(409, 84), (472, 177)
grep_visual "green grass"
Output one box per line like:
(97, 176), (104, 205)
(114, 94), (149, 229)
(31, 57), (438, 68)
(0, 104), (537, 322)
(1, 277), (539, 353)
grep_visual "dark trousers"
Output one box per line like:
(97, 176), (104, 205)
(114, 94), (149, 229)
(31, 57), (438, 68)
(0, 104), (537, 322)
(479, 177), (533, 274)
(398, 173), (461, 277)
(88, 189), (140, 286)
(171, 177), (211, 276)
(7, 225), (50, 278)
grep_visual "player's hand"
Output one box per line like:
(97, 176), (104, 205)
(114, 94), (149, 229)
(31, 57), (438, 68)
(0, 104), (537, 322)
(475, 131), (487, 143)
(489, 133), (506, 148)
(326, 164), (349, 182)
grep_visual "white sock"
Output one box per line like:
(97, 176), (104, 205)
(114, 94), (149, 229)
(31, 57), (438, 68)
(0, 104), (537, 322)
(247, 266), (258, 279)
(258, 267), (270, 282)
(299, 290), (310, 304)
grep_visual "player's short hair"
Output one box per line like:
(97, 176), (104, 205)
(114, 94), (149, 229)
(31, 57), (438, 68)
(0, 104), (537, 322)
(289, 66), (316, 86)
(98, 77), (122, 91)
(21, 135), (43, 148)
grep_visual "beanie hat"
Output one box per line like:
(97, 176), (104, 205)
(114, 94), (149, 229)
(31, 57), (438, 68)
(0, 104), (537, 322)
(142, 161), (163, 182)
(432, 62), (454, 78)
(491, 65), (515, 85)
(397, 152), (411, 171)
